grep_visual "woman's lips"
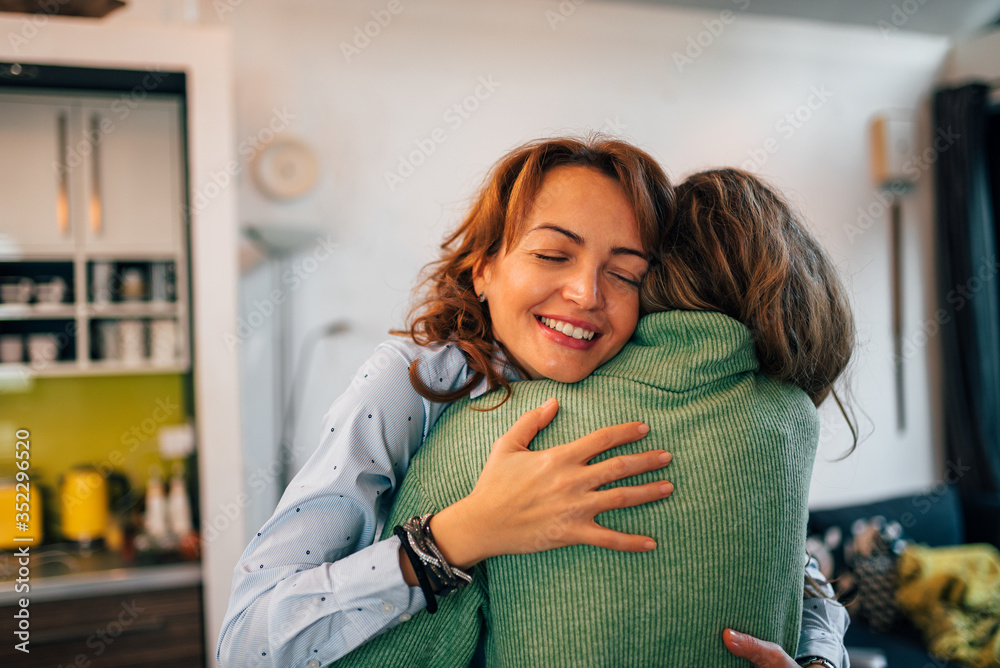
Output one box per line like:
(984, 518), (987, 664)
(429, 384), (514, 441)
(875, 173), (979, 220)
(534, 315), (600, 350)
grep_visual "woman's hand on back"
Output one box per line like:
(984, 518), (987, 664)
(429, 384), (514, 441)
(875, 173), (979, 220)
(428, 397), (673, 569)
(723, 629), (806, 667)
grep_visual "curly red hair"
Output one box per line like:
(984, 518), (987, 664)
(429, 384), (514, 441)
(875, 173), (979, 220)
(397, 136), (675, 407)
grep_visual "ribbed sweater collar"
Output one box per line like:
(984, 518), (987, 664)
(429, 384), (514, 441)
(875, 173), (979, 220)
(594, 310), (758, 393)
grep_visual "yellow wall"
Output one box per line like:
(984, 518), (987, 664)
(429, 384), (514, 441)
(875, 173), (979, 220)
(0, 374), (189, 493)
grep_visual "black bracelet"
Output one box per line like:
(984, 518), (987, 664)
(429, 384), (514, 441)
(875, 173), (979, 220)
(399, 515), (474, 596)
(394, 525), (438, 613)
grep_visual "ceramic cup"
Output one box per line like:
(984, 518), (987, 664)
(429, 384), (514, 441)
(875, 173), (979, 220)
(35, 276), (67, 307)
(27, 333), (58, 365)
(121, 268), (145, 302)
(0, 335), (23, 364)
(119, 319), (146, 366)
(1, 278), (33, 305)
(150, 262), (175, 303)
(96, 320), (120, 361)
(150, 319), (177, 365)
(92, 261), (114, 304)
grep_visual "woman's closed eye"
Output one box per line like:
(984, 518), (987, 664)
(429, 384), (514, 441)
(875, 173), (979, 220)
(533, 253), (642, 287)
(612, 272), (641, 288)
(533, 253), (567, 263)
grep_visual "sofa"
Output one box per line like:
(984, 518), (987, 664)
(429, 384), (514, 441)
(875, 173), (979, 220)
(807, 485), (1000, 667)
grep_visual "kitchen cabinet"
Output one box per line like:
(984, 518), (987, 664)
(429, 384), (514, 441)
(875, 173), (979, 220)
(0, 585), (204, 668)
(0, 92), (184, 256)
(0, 91), (190, 377)
(0, 98), (75, 255)
(78, 97), (184, 256)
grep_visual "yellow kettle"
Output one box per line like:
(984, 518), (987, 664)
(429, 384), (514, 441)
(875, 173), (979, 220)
(60, 467), (110, 545)
(0, 479), (43, 549)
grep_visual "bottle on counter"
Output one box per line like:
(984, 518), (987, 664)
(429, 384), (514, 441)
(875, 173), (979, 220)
(144, 466), (169, 543)
(168, 461), (193, 537)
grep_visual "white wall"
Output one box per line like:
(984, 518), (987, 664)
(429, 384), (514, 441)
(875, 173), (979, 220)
(109, 2), (956, 518)
(944, 26), (1000, 82)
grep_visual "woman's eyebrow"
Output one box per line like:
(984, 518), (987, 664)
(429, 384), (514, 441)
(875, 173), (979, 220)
(527, 224), (647, 261)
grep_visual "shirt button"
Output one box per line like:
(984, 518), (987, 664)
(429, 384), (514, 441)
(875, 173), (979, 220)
(307, 660), (320, 668)
(381, 601), (394, 614)
(399, 613), (412, 621)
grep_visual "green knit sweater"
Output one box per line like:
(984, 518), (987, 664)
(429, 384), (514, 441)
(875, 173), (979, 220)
(333, 310), (819, 668)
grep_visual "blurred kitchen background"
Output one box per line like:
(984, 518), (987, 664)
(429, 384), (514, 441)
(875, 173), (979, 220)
(0, 0), (998, 665)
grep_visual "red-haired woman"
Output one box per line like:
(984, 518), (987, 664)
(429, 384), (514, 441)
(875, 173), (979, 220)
(217, 139), (848, 668)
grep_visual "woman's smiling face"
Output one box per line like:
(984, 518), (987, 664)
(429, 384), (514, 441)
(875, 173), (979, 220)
(474, 165), (649, 383)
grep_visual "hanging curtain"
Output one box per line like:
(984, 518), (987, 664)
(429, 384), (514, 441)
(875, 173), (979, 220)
(932, 83), (1000, 496)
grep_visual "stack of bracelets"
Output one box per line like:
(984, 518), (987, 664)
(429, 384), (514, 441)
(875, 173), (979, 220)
(394, 514), (473, 614)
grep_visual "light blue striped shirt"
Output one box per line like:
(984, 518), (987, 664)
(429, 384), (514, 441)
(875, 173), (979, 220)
(216, 337), (848, 668)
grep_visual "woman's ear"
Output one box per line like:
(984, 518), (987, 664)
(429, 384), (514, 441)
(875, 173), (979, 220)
(472, 257), (493, 298)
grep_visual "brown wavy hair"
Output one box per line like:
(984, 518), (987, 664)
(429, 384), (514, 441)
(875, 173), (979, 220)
(642, 168), (857, 449)
(397, 136), (675, 407)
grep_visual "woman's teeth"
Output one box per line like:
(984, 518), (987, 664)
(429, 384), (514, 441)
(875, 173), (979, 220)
(540, 317), (595, 340)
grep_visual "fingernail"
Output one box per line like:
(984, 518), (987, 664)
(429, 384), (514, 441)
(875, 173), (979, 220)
(659, 482), (673, 495)
(542, 397), (556, 408)
(637, 423), (649, 435)
(726, 630), (743, 647)
(658, 452), (671, 464)
(643, 540), (656, 550)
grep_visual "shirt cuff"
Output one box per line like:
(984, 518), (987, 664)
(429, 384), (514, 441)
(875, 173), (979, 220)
(330, 534), (428, 641)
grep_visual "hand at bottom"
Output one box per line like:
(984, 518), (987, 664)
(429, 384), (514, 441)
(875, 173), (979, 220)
(722, 629), (801, 667)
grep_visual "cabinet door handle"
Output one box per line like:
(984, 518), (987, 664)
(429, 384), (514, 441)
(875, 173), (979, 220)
(56, 112), (69, 236)
(89, 113), (103, 236)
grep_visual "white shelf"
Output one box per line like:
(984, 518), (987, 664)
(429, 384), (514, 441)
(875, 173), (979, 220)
(0, 304), (77, 320)
(87, 301), (182, 318)
(0, 360), (189, 378)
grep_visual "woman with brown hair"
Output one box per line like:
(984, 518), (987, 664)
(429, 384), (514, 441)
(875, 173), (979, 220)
(644, 167), (855, 410)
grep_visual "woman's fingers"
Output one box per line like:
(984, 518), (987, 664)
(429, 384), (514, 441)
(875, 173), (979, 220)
(590, 480), (673, 515)
(586, 449), (671, 488)
(492, 397), (559, 453)
(578, 522), (658, 553)
(722, 629), (799, 667)
(564, 421), (650, 463)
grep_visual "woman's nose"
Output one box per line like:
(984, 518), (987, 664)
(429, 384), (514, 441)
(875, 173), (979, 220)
(562, 267), (604, 310)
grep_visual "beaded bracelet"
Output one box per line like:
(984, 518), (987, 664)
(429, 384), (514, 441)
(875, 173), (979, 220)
(405, 514), (473, 595)
(394, 514), (474, 613)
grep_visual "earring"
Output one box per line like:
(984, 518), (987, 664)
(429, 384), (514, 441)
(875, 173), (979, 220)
(478, 292), (486, 303)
